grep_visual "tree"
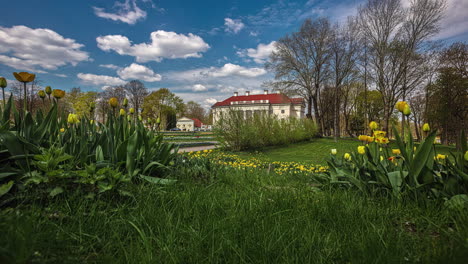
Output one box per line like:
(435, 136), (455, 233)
(185, 101), (206, 123)
(65, 87), (98, 119)
(97, 86), (126, 122)
(124, 80), (148, 115)
(142, 88), (185, 130)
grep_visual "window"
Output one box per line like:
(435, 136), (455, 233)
(281, 110), (285, 114)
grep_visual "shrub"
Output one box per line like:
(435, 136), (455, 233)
(214, 110), (317, 151)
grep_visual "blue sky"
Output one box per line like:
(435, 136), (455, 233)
(0, 0), (466, 108)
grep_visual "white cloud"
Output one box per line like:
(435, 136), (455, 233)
(55, 74), (67, 78)
(117, 63), (162, 82)
(224, 18), (245, 34)
(237, 41), (277, 64)
(93, 0), (146, 25)
(167, 63), (266, 82)
(97, 30), (210, 62)
(204, 98), (218, 106)
(192, 84), (207, 92)
(0, 25), (89, 71)
(100, 64), (121, 70)
(435, 0), (468, 39)
(77, 73), (126, 86)
(249, 31), (259, 37)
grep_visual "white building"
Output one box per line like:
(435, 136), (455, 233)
(211, 90), (305, 124)
(176, 117), (203, 131)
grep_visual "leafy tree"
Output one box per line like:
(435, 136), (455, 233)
(142, 88), (185, 130)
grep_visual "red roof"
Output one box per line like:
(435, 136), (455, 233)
(212, 93), (304, 107)
(190, 118), (203, 128)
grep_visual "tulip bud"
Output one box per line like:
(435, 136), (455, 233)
(138, 115), (142, 121)
(67, 113), (79, 124)
(395, 101), (407, 112)
(90, 120), (95, 125)
(403, 104), (411, 116)
(344, 153), (351, 161)
(369, 121), (378, 130)
(156, 117), (161, 124)
(119, 109), (126, 116)
(358, 135), (368, 141)
(331, 149), (337, 155)
(392, 149), (401, 155)
(129, 108), (135, 114)
(60, 128), (65, 133)
(422, 123), (430, 132)
(123, 98), (128, 107)
(357, 146), (366, 155)
(45, 86), (52, 95)
(109, 97), (118, 108)
(0, 77), (7, 88)
(38, 90), (46, 99)
(52, 89), (66, 99)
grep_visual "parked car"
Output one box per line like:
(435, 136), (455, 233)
(169, 128), (181, 131)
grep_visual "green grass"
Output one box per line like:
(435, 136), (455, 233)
(232, 138), (457, 164)
(1, 170), (467, 263)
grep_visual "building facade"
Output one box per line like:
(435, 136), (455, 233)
(211, 90), (305, 124)
(176, 117), (203, 131)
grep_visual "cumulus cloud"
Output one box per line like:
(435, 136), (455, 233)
(205, 98), (218, 105)
(167, 63), (266, 82)
(100, 64), (121, 70)
(224, 18), (245, 34)
(237, 41), (277, 64)
(192, 84), (207, 92)
(93, 0), (146, 25)
(435, 0), (468, 39)
(96, 30), (210, 62)
(77, 73), (126, 86)
(0, 25), (89, 71)
(117, 63), (162, 82)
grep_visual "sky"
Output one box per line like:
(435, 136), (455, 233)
(0, 0), (467, 109)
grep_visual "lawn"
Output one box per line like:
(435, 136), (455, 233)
(232, 137), (457, 164)
(1, 169), (467, 263)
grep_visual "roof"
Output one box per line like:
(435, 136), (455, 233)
(212, 93), (304, 107)
(190, 118), (203, 127)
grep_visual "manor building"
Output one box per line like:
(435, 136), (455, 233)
(211, 90), (305, 124)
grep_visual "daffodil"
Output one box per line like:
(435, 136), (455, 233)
(331, 149), (337, 155)
(109, 97), (118, 108)
(357, 146), (366, 155)
(392, 149), (401, 155)
(369, 121), (378, 130)
(422, 123), (430, 132)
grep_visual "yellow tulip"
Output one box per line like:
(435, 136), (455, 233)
(403, 104), (411, 116)
(60, 128), (65, 133)
(45, 86), (52, 95)
(369, 121), (378, 130)
(13, 72), (35, 83)
(436, 154), (446, 160)
(123, 98), (129, 107)
(90, 120), (95, 125)
(380, 156), (384, 161)
(344, 153), (351, 161)
(52, 89), (66, 99)
(373, 130), (386, 138)
(357, 146), (366, 155)
(129, 108), (135, 114)
(38, 90), (46, 99)
(422, 123), (430, 132)
(0, 77), (7, 88)
(331, 149), (337, 155)
(119, 109), (126, 116)
(358, 135), (368, 141)
(109, 97), (118, 108)
(392, 149), (401, 155)
(367, 136), (374, 143)
(395, 101), (407, 112)
(67, 113), (79, 124)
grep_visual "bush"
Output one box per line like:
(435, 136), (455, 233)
(214, 110), (317, 151)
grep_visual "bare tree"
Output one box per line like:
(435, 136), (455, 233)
(124, 80), (148, 115)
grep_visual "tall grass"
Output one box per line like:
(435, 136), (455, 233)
(1, 168), (467, 263)
(215, 110), (317, 151)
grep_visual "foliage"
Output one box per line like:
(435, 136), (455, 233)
(142, 88), (185, 130)
(214, 110), (317, 151)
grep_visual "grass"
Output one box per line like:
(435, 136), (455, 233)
(1, 169), (467, 263)
(232, 137), (457, 164)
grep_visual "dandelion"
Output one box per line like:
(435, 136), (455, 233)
(331, 149), (337, 155)
(357, 146), (366, 155)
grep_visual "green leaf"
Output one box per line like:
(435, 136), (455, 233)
(444, 194), (468, 211)
(140, 175), (176, 185)
(0, 180), (14, 197)
(49, 187), (64, 197)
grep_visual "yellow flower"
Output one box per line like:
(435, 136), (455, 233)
(380, 156), (384, 161)
(422, 123), (430, 132)
(119, 109), (126, 116)
(45, 86), (52, 95)
(331, 149), (337, 155)
(0, 77), (7, 88)
(38, 90), (46, 99)
(90, 120), (95, 125)
(109, 97), (118, 108)
(403, 104), (411, 116)
(367, 136), (374, 143)
(373, 130), (386, 138)
(395, 101), (408, 112)
(67, 113), (80, 124)
(369, 121), (378, 130)
(358, 135), (368, 141)
(52, 89), (65, 99)
(392, 149), (401, 155)
(357, 146), (366, 155)
(13, 72), (35, 83)
(156, 117), (161, 124)
(436, 154), (446, 160)
(344, 153), (351, 161)
(129, 108), (135, 114)
(123, 98), (129, 107)
(60, 128), (65, 133)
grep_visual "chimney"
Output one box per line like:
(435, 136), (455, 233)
(276, 90), (281, 94)
(246, 91), (250, 96)
(264, 89), (268, 95)
(234, 92), (238, 97)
